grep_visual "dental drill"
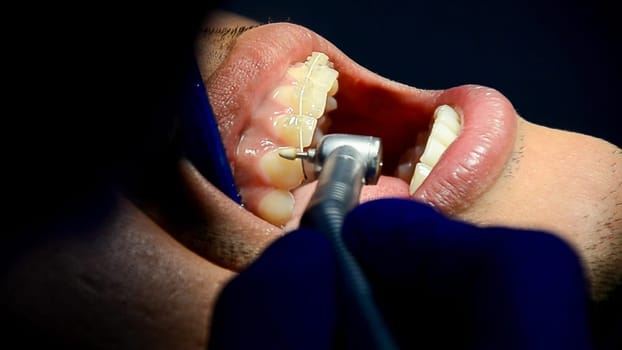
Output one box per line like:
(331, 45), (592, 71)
(280, 133), (383, 231)
(280, 134), (398, 350)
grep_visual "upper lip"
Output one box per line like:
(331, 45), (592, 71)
(205, 22), (517, 225)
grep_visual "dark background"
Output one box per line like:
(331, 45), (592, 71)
(217, 0), (621, 146)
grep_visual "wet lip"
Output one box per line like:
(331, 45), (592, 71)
(205, 22), (517, 229)
(417, 85), (517, 214)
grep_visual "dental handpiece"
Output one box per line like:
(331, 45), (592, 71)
(281, 134), (398, 350)
(296, 134), (382, 228)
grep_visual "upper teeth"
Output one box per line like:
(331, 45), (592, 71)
(288, 52), (339, 118)
(273, 52), (339, 120)
(409, 104), (462, 194)
(254, 52), (339, 226)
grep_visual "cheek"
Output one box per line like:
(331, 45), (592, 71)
(456, 121), (621, 254)
(455, 120), (622, 298)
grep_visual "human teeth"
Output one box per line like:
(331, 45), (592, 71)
(273, 88), (331, 118)
(260, 149), (304, 190)
(328, 79), (339, 97)
(434, 105), (461, 134)
(419, 137), (447, 168)
(325, 96), (338, 113)
(409, 104), (461, 194)
(409, 163), (432, 195)
(273, 114), (317, 147)
(257, 190), (295, 227)
(301, 90), (331, 118)
(428, 118), (458, 147)
(249, 52), (338, 227)
(273, 52), (339, 119)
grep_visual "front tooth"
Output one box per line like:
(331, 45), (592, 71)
(325, 96), (338, 113)
(419, 137), (447, 168)
(257, 189), (295, 226)
(260, 149), (304, 190)
(434, 104), (461, 134)
(328, 79), (339, 97)
(273, 114), (317, 147)
(409, 163), (432, 195)
(428, 119), (458, 147)
(409, 104), (462, 194)
(273, 86), (299, 113)
(273, 86), (328, 118)
(286, 62), (309, 81)
(273, 52), (339, 119)
(299, 90), (331, 118)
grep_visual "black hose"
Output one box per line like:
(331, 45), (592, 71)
(300, 145), (399, 350)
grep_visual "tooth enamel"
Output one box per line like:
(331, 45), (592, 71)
(419, 137), (447, 168)
(274, 52), (339, 119)
(409, 104), (462, 194)
(325, 96), (338, 113)
(328, 79), (339, 97)
(434, 104), (461, 134)
(286, 63), (309, 81)
(257, 190), (295, 226)
(273, 114), (317, 147)
(428, 120), (458, 147)
(300, 90), (331, 118)
(273, 86), (299, 112)
(260, 149), (304, 190)
(409, 162), (432, 195)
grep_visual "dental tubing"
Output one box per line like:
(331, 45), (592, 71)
(290, 134), (398, 350)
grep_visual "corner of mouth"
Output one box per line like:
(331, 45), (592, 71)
(410, 85), (518, 215)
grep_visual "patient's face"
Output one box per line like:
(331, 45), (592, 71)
(193, 11), (621, 299)
(4, 11), (620, 349)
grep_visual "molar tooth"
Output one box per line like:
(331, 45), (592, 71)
(409, 162), (431, 194)
(260, 149), (304, 190)
(273, 114), (317, 147)
(257, 189), (295, 226)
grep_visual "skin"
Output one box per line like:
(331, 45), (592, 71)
(3, 10), (620, 350)
(460, 120), (622, 300)
(194, 11), (622, 298)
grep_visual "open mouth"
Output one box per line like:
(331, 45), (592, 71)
(191, 22), (517, 268)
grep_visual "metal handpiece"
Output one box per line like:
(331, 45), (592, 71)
(292, 134), (398, 350)
(279, 133), (383, 185)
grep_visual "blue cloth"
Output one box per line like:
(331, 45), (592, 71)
(208, 199), (592, 349)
